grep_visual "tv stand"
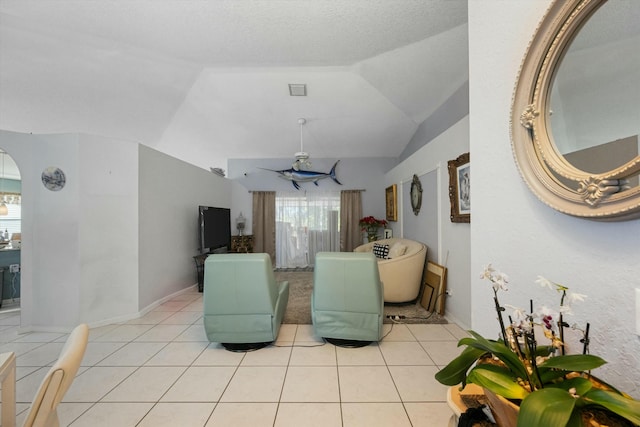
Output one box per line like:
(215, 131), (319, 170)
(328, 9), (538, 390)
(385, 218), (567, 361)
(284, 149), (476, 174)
(193, 248), (226, 292)
(193, 238), (253, 292)
(231, 235), (253, 253)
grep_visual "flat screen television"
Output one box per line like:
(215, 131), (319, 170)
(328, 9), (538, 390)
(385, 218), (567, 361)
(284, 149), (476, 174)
(198, 206), (231, 254)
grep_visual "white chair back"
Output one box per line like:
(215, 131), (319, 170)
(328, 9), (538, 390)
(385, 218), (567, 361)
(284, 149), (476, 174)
(22, 324), (89, 427)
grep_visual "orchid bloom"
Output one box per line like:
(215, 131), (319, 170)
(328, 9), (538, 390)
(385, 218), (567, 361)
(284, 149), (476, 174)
(566, 292), (587, 305)
(535, 275), (554, 290)
(505, 304), (529, 329)
(480, 264), (495, 280)
(559, 305), (574, 316)
(535, 305), (559, 331)
(492, 273), (509, 292)
(480, 264), (509, 292)
(536, 275), (569, 293)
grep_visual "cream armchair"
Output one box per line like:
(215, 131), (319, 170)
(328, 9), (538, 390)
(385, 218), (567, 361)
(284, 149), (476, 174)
(354, 238), (427, 303)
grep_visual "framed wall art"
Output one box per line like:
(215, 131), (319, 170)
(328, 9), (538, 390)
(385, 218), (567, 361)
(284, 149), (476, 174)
(385, 184), (397, 221)
(448, 152), (470, 223)
(419, 261), (448, 315)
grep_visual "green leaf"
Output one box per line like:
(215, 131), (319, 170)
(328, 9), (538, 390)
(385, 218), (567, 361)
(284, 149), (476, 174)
(546, 377), (593, 396)
(465, 331), (529, 380)
(538, 354), (606, 372)
(538, 368), (570, 385)
(517, 388), (577, 427)
(582, 389), (640, 425)
(467, 364), (529, 400)
(434, 345), (486, 386)
(535, 345), (555, 358)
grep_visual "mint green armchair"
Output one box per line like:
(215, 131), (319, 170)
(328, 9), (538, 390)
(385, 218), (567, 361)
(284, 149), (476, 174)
(203, 253), (289, 351)
(311, 252), (384, 346)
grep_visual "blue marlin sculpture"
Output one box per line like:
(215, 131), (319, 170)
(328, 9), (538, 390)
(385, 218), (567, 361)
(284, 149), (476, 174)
(260, 160), (342, 190)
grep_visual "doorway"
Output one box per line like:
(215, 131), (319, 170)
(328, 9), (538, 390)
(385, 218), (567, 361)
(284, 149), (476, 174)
(0, 149), (21, 314)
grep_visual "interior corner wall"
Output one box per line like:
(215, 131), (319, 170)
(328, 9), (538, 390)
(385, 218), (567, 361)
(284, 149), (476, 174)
(384, 116), (471, 328)
(469, 0), (640, 398)
(138, 145), (231, 310)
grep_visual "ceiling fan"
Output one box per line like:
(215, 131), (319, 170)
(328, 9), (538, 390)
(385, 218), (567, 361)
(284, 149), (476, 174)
(292, 118), (312, 171)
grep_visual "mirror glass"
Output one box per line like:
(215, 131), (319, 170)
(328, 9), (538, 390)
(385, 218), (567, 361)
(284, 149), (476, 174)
(511, 0), (640, 220)
(549, 0), (640, 179)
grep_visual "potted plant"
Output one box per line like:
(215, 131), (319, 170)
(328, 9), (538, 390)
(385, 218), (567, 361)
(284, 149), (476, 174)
(359, 216), (387, 242)
(435, 264), (640, 427)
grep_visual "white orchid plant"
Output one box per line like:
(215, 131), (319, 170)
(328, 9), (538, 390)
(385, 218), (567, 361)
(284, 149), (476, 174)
(435, 264), (640, 427)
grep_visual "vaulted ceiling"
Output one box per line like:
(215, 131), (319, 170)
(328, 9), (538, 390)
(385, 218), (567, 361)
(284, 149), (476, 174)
(0, 0), (469, 171)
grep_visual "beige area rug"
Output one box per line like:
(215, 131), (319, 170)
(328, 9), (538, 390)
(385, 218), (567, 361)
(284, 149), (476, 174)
(276, 271), (447, 325)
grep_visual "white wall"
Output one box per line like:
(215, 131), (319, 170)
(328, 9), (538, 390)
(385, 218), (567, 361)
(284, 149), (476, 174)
(469, 0), (640, 399)
(79, 136), (139, 323)
(0, 130), (140, 330)
(138, 145), (231, 310)
(0, 130), (233, 330)
(385, 117), (471, 327)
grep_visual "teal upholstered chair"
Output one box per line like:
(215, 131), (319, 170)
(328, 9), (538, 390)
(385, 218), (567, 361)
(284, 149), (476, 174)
(311, 252), (384, 346)
(203, 253), (289, 351)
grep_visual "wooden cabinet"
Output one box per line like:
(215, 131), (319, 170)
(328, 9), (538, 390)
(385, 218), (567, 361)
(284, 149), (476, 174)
(231, 235), (253, 253)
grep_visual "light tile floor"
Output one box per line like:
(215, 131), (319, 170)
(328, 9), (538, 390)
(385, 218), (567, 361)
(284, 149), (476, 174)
(0, 288), (467, 426)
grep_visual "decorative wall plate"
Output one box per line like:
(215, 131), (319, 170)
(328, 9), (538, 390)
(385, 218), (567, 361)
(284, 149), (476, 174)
(41, 167), (66, 191)
(410, 174), (423, 215)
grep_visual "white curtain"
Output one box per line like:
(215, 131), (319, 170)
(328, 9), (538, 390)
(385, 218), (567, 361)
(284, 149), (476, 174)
(275, 191), (340, 268)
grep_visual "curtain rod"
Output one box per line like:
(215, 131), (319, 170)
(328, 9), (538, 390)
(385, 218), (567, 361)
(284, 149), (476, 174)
(248, 189), (366, 193)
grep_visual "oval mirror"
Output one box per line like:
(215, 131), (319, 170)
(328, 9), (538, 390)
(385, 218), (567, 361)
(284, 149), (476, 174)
(511, 0), (640, 221)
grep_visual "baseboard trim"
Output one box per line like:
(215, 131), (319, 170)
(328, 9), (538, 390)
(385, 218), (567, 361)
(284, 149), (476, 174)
(16, 284), (198, 333)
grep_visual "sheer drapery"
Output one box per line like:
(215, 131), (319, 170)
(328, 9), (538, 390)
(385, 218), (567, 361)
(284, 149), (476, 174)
(252, 191), (276, 263)
(275, 192), (340, 268)
(340, 190), (363, 252)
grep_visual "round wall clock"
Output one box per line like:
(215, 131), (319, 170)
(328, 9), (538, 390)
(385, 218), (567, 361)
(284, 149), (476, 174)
(41, 167), (66, 191)
(410, 174), (422, 215)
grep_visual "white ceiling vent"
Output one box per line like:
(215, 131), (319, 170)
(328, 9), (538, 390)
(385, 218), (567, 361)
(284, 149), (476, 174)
(288, 84), (307, 96)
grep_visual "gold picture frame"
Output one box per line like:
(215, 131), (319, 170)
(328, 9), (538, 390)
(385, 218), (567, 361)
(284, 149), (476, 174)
(448, 152), (470, 223)
(385, 184), (397, 221)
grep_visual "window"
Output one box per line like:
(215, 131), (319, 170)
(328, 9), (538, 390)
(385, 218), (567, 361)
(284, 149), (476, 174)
(0, 202), (21, 237)
(275, 192), (340, 268)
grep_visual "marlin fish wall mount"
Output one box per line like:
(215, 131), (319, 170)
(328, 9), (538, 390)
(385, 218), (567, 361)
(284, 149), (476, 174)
(259, 160), (342, 190)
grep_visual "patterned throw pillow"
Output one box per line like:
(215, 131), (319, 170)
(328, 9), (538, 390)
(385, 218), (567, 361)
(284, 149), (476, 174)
(372, 243), (390, 259)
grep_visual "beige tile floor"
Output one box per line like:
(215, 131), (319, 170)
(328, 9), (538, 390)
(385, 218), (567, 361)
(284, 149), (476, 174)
(0, 288), (467, 426)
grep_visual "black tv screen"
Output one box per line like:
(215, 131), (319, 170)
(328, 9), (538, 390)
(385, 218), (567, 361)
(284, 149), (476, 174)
(198, 206), (231, 253)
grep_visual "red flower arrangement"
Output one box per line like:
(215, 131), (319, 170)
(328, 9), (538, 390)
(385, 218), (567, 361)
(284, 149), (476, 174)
(358, 216), (387, 233)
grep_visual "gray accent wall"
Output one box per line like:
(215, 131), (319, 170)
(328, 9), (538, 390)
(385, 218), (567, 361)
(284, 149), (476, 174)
(398, 80), (469, 162)
(138, 145), (231, 310)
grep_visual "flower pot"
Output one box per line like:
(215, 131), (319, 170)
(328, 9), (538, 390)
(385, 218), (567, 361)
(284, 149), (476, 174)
(367, 233), (378, 242)
(483, 386), (635, 427)
(483, 388), (519, 427)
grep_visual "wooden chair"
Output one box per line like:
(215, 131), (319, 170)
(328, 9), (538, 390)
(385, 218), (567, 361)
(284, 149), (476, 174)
(22, 324), (89, 427)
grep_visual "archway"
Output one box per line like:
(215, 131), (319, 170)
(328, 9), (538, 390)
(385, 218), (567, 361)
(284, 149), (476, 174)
(0, 149), (22, 314)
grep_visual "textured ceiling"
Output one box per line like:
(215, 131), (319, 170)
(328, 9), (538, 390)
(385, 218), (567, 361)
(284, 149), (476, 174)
(0, 0), (469, 171)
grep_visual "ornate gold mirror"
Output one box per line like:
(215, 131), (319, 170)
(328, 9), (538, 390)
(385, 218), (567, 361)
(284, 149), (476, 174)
(511, 0), (640, 221)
